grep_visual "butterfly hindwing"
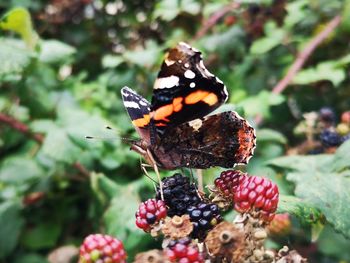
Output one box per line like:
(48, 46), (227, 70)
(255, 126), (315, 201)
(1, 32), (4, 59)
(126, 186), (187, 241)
(150, 42), (228, 132)
(151, 111), (256, 169)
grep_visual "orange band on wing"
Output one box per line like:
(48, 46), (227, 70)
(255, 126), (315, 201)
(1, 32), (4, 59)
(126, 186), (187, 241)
(185, 90), (218, 106)
(132, 114), (150, 127)
(173, 97), (183, 112)
(153, 104), (173, 121)
(185, 90), (209, 104)
(202, 92), (218, 106)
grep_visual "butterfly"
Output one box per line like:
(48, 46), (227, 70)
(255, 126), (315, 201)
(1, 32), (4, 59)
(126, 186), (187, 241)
(121, 42), (256, 170)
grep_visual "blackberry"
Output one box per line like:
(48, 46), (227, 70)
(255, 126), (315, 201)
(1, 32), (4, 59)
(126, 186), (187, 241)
(214, 170), (247, 199)
(156, 173), (201, 217)
(341, 111), (350, 124)
(187, 202), (222, 240)
(135, 199), (167, 232)
(165, 237), (204, 263)
(234, 176), (279, 222)
(319, 129), (342, 147)
(319, 107), (335, 125)
(79, 234), (126, 263)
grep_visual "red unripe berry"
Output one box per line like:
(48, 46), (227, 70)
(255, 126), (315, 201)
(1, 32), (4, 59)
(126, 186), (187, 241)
(234, 176), (279, 222)
(165, 238), (204, 263)
(341, 111), (350, 125)
(214, 170), (247, 199)
(79, 234), (126, 263)
(135, 199), (167, 232)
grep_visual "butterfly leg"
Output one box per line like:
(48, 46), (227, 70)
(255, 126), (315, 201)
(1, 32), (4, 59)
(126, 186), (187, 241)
(196, 169), (204, 193)
(140, 161), (158, 185)
(146, 149), (164, 201)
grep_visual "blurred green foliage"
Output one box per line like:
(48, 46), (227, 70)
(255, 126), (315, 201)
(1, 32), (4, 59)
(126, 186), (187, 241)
(0, 0), (350, 262)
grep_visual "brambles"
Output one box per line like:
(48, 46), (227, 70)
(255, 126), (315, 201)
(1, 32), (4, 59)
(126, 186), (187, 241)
(186, 202), (222, 240)
(234, 176), (279, 222)
(165, 237), (204, 263)
(135, 198), (167, 232)
(214, 170), (247, 199)
(293, 108), (350, 154)
(79, 234), (126, 263)
(128, 170), (301, 262)
(267, 213), (291, 236)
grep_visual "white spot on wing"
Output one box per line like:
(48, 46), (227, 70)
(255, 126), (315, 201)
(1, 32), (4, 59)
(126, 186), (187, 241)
(139, 100), (149, 106)
(165, 59), (175, 66)
(188, 119), (203, 131)
(154, 75), (180, 89)
(184, 70), (195, 79)
(123, 101), (140, 109)
(190, 82), (195, 88)
(184, 63), (189, 68)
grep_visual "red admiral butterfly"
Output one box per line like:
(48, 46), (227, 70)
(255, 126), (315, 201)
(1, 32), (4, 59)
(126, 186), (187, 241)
(121, 42), (256, 170)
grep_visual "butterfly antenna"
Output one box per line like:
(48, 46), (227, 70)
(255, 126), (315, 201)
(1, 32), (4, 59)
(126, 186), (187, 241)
(104, 125), (139, 143)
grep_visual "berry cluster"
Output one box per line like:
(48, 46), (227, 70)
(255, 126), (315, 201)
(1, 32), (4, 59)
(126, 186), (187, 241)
(234, 175), (279, 222)
(156, 173), (201, 217)
(187, 202), (222, 239)
(165, 237), (204, 263)
(294, 107), (350, 155)
(135, 198), (167, 232)
(214, 170), (247, 199)
(79, 234), (126, 263)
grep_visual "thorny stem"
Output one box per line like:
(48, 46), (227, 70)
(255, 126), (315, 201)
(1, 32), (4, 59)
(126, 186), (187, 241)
(192, 2), (240, 42)
(255, 15), (342, 125)
(0, 113), (90, 178)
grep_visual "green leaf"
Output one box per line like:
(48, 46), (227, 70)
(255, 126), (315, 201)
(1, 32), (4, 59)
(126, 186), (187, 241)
(257, 129), (287, 144)
(0, 7), (38, 48)
(330, 140), (350, 172)
(278, 195), (323, 224)
(14, 253), (49, 263)
(154, 0), (180, 21)
(293, 61), (347, 87)
(250, 22), (285, 54)
(0, 201), (24, 258)
(123, 41), (162, 67)
(39, 40), (76, 64)
(40, 129), (82, 164)
(102, 55), (124, 68)
(238, 90), (285, 118)
(269, 152), (350, 238)
(21, 222), (61, 250)
(0, 38), (32, 80)
(0, 157), (44, 184)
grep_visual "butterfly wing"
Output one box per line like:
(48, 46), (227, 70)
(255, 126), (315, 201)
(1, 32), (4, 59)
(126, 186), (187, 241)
(150, 42), (228, 133)
(152, 111), (256, 169)
(121, 86), (151, 144)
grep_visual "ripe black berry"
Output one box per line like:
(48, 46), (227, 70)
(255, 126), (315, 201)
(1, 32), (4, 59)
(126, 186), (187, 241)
(319, 129), (342, 147)
(156, 173), (201, 217)
(187, 202), (222, 240)
(319, 107), (335, 124)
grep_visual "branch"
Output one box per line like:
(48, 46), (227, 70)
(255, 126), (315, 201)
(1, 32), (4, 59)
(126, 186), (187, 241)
(193, 2), (240, 42)
(0, 113), (90, 177)
(255, 15), (341, 125)
(272, 15), (341, 94)
(0, 113), (44, 143)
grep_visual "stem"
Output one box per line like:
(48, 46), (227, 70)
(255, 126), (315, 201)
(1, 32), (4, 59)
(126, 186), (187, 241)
(0, 113), (90, 177)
